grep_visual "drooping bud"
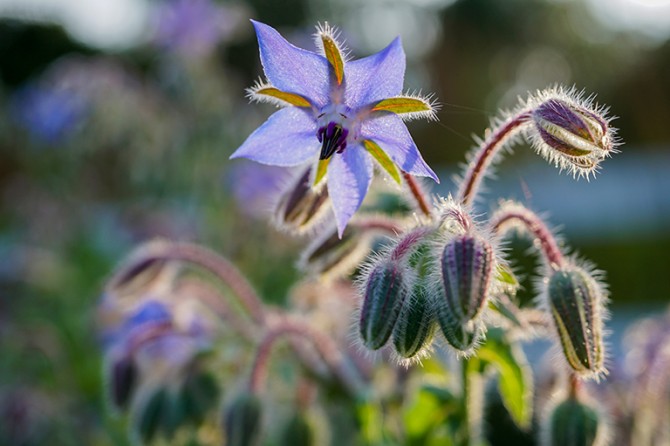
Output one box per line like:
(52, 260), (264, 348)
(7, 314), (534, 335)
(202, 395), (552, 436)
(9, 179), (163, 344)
(528, 90), (617, 177)
(179, 372), (220, 426)
(546, 266), (606, 378)
(439, 234), (494, 321)
(299, 225), (370, 279)
(279, 412), (315, 446)
(224, 393), (262, 446)
(359, 261), (409, 350)
(439, 315), (485, 353)
(392, 283), (436, 359)
(134, 388), (185, 443)
(541, 396), (606, 446)
(108, 355), (137, 410)
(274, 168), (330, 234)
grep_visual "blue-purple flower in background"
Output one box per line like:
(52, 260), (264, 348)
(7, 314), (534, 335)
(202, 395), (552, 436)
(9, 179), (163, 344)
(153, 0), (240, 56)
(11, 83), (87, 144)
(231, 21), (440, 236)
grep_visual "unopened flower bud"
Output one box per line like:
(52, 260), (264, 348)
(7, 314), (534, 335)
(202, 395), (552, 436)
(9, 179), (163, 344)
(275, 168), (330, 233)
(299, 226), (370, 279)
(224, 393), (262, 446)
(528, 90), (617, 177)
(180, 372), (220, 426)
(547, 266), (605, 378)
(542, 396), (606, 446)
(359, 261), (409, 350)
(438, 234), (494, 323)
(392, 283), (436, 359)
(109, 355), (137, 410)
(134, 388), (185, 443)
(280, 412), (315, 446)
(439, 315), (485, 353)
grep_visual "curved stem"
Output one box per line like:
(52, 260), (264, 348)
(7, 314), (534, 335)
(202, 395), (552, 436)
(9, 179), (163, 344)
(490, 204), (565, 269)
(402, 172), (432, 217)
(568, 372), (581, 399)
(111, 241), (266, 325)
(457, 112), (532, 206)
(351, 215), (404, 235)
(248, 316), (366, 397)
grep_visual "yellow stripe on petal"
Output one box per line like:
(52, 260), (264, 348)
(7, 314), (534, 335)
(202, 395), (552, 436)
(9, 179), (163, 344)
(255, 87), (311, 107)
(371, 97), (432, 114)
(363, 140), (401, 184)
(314, 158), (330, 187)
(322, 36), (345, 85)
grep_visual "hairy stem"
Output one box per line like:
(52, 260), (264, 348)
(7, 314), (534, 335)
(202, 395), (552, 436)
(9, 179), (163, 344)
(457, 112), (532, 206)
(402, 171), (432, 217)
(111, 241), (266, 324)
(490, 204), (565, 269)
(248, 316), (366, 397)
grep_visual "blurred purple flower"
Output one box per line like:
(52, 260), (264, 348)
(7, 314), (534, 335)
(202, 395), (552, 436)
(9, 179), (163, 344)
(228, 161), (291, 219)
(153, 0), (237, 56)
(231, 21), (439, 236)
(11, 83), (87, 144)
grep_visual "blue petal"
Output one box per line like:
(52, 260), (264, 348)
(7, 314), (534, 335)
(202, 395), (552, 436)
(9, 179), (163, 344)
(230, 107), (319, 166)
(344, 37), (405, 108)
(252, 20), (330, 108)
(327, 146), (373, 237)
(361, 113), (439, 182)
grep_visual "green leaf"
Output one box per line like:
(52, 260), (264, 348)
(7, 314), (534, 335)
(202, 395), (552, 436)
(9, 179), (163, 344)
(477, 329), (533, 430)
(495, 264), (519, 292)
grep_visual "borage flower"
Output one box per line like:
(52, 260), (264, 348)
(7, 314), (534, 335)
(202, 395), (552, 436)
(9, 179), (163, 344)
(231, 21), (439, 236)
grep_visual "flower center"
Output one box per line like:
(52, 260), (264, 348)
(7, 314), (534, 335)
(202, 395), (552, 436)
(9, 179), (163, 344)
(316, 104), (355, 160)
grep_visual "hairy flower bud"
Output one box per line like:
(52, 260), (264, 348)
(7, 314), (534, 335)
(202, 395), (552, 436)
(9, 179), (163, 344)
(224, 393), (262, 446)
(542, 397), (606, 446)
(392, 283), (436, 359)
(527, 89), (617, 178)
(359, 261), (409, 350)
(274, 168), (330, 233)
(299, 225), (370, 279)
(438, 235), (494, 321)
(134, 388), (185, 443)
(547, 266), (606, 378)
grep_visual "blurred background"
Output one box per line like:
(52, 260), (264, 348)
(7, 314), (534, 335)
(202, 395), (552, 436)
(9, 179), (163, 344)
(0, 0), (669, 443)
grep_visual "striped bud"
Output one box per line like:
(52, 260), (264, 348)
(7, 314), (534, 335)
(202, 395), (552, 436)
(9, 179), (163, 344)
(359, 261), (409, 350)
(134, 388), (184, 443)
(547, 267), (605, 377)
(224, 393), (262, 446)
(436, 235), (493, 340)
(542, 397), (604, 446)
(529, 92), (616, 177)
(299, 226), (370, 278)
(275, 168), (330, 233)
(392, 283), (436, 359)
(439, 315), (485, 353)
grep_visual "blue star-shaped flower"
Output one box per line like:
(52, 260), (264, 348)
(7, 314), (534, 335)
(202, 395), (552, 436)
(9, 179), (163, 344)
(231, 21), (440, 236)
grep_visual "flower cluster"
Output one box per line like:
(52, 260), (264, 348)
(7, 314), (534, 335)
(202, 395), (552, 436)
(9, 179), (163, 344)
(101, 19), (624, 446)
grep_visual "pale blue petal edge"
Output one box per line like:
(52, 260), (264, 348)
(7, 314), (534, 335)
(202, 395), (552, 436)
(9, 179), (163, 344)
(327, 146), (373, 237)
(344, 37), (405, 109)
(230, 107), (319, 166)
(252, 20), (330, 109)
(361, 113), (439, 183)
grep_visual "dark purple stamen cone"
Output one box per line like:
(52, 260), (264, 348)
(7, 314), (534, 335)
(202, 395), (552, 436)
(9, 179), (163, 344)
(359, 261), (408, 350)
(317, 122), (348, 160)
(547, 267), (605, 377)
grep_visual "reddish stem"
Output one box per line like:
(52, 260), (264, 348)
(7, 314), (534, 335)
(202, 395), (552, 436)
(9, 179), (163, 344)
(248, 316), (365, 396)
(457, 112), (531, 206)
(402, 172), (432, 217)
(491, 206), (564, 269)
